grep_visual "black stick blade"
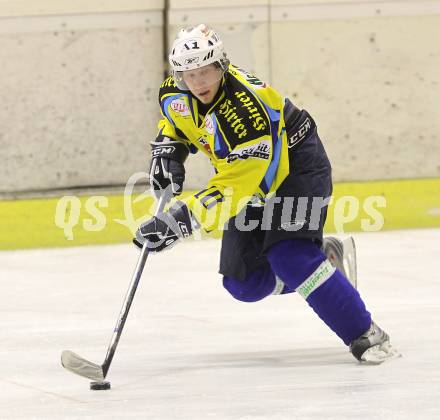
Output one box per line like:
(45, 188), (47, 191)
(61, 350), (105, 381)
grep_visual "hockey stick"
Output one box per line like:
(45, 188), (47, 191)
(61, 193), (170, 381)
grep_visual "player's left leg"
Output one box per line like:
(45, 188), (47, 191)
(223, 265), (279, 302)
(267, 238), (400, 363)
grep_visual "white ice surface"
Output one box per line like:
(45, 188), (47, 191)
(0, 229), (439, 420)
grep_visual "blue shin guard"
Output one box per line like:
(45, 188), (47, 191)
(267, 239), (371, 345)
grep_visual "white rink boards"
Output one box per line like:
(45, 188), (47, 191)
(0, 229), (439, 419)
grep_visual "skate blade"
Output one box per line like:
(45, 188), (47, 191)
(360, 341), (402, 365)
(342, 237), (357, 289)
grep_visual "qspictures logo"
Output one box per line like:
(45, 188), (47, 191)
(54, 172), (156, 241)
(54, 174), (387, 241)
(226, 139), (271, 163)
(234, 91), (267, 131)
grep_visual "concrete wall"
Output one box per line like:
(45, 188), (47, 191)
(0, 1), (164, 193)
(270, 0), (440, 181)
(1, 0), (439, 194)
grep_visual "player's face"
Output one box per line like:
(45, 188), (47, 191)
(181, 64), (223, 104)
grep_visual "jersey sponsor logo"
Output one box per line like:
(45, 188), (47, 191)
(217, 91), (268, 140)
(161, 76), (177, 88)
(226, 139), (271, 163)
(197, 136), (212, 154)
(204, 115), (214, 135)
(234, 91), (267, 131)
(170, 99), (190, 116)
(218, 98), (247, 139)
(231, 66), (267, 89)
(288, 117), (312, 148)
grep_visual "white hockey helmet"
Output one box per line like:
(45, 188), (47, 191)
(169, 24), (230, 90)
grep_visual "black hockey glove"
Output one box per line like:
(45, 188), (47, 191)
(134, 201), (194, 252)
(150, 139), (189, 198)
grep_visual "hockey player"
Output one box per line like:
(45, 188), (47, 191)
(134, 24), (399, 363)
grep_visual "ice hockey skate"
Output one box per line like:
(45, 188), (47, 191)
(323, 236), (357, 288)
(349, 321), (401, 364)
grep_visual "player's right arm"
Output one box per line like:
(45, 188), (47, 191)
(149, 112), (191, 198)
(150, 80), (194, 198)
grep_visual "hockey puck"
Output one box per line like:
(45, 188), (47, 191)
(90, 381), (111, 391)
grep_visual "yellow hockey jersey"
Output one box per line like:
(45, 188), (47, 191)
(156, 64), (291, 231)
